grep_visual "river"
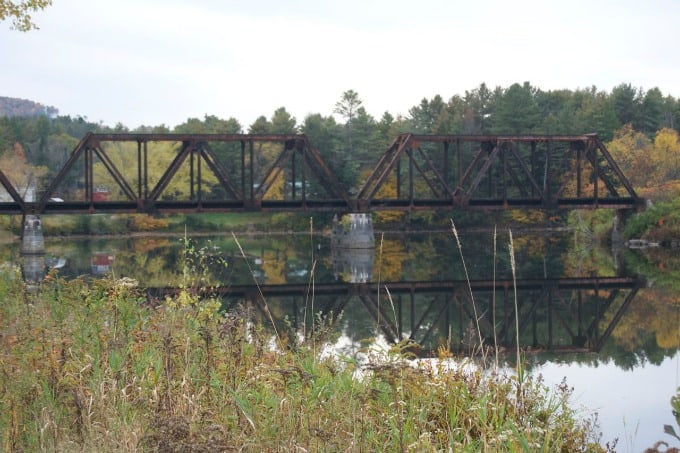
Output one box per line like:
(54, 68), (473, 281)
(6, 225), (680, 451)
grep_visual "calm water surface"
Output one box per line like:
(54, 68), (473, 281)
(9, 228), (680, 450)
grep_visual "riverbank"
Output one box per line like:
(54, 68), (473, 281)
(0, 209), (574, 243)
(0, 271), (606, 451)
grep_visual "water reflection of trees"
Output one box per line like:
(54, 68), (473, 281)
(13, 230), (680, 367)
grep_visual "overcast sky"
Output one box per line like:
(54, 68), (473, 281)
(3, 0), (679, 129)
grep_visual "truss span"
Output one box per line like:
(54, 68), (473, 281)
(357, 133), (641, 211)
(0, 133), (642, 215)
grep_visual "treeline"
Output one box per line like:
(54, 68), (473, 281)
(2, 81), (680, 191)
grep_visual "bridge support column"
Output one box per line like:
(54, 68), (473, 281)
(331, 213), (375, 249)
(21, 215), (46, 291)
(330, 214), (375, 283)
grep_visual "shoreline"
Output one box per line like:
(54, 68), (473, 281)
(1, 224), (575, 243)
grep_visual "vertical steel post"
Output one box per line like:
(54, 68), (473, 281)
(291, 147), (296, 200)
(576, 145), (582, 198)
(249, 140), (254, 202)
(408, 148), (414, 204)
(443, 140), (450, 188)
(241, 140), (246, 199)
(301, 146), (307, 203)
(137, 141), (142, 199)
(85, 147), (92, 203)
(197, 144), (202, 204)
(189, 145), (195, 200)
(457, 139), (462, 189)
(502, 143), (507, 203)
(530, 141), (536, 197)
(594, 149), (599, 207)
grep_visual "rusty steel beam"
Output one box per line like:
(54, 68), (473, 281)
(0, 167), (24, 207)
(1, 132), (643, 217)
(357, 134), (642, 212)
(20, 133), (352, 216)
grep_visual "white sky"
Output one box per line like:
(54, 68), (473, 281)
(3, 0), (680, 129)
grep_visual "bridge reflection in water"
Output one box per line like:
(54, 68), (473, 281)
(147, 276), (644, 358)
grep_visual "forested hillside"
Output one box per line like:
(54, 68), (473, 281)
(2, 81), (680, 196)
(0, 96), (58, 118)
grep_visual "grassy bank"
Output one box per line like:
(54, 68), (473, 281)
(0, 269), (607, 452)
(0, 212), (327, 239)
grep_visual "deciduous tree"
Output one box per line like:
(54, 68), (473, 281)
(652, 127), (680, 180)
(607, 124), (654, 187)
(0, 0), (52, 31)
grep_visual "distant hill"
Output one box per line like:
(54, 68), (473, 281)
(0, 96), (59, 118)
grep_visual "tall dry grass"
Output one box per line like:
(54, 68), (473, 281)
(0, 231), (606, 451)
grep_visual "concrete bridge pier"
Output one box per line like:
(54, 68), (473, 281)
(21, 214), (46, 289)
(331, 213), (375, 283)
(331, 213), (375, 249)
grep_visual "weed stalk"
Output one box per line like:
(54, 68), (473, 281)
(451, 219), (485, 357)
(508, 230), (524, 397)
(232, 232), (281, 344)
(493, 225), (499, 369)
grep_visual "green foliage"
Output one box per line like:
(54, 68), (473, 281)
(173, 114), (242, 134)
(624, 198), (680, 240)
(492, 82), (541, 134)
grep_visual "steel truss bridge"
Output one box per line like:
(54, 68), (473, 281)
(0, 132), (641, 216)
(147, 276), (643, 358)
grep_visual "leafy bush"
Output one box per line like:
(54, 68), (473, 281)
(128, 214), (170, 232)
(624, 198), (680, 240)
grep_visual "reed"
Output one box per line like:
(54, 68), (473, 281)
(492, 225), (499, 369)
(232, 231), (281, 344)
(450, 219), (485, 357)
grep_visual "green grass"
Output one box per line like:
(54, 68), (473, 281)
(0, 268), (606, 452)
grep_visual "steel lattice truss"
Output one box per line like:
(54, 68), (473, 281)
(0, 133), (351, 215)
(357, 133), (640, 211)
(0, 133), (641, 215)
(147, 276), (643, 358)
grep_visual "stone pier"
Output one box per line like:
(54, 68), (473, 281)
(331, 213), (375, 249)
(21, 215), (46, 289)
